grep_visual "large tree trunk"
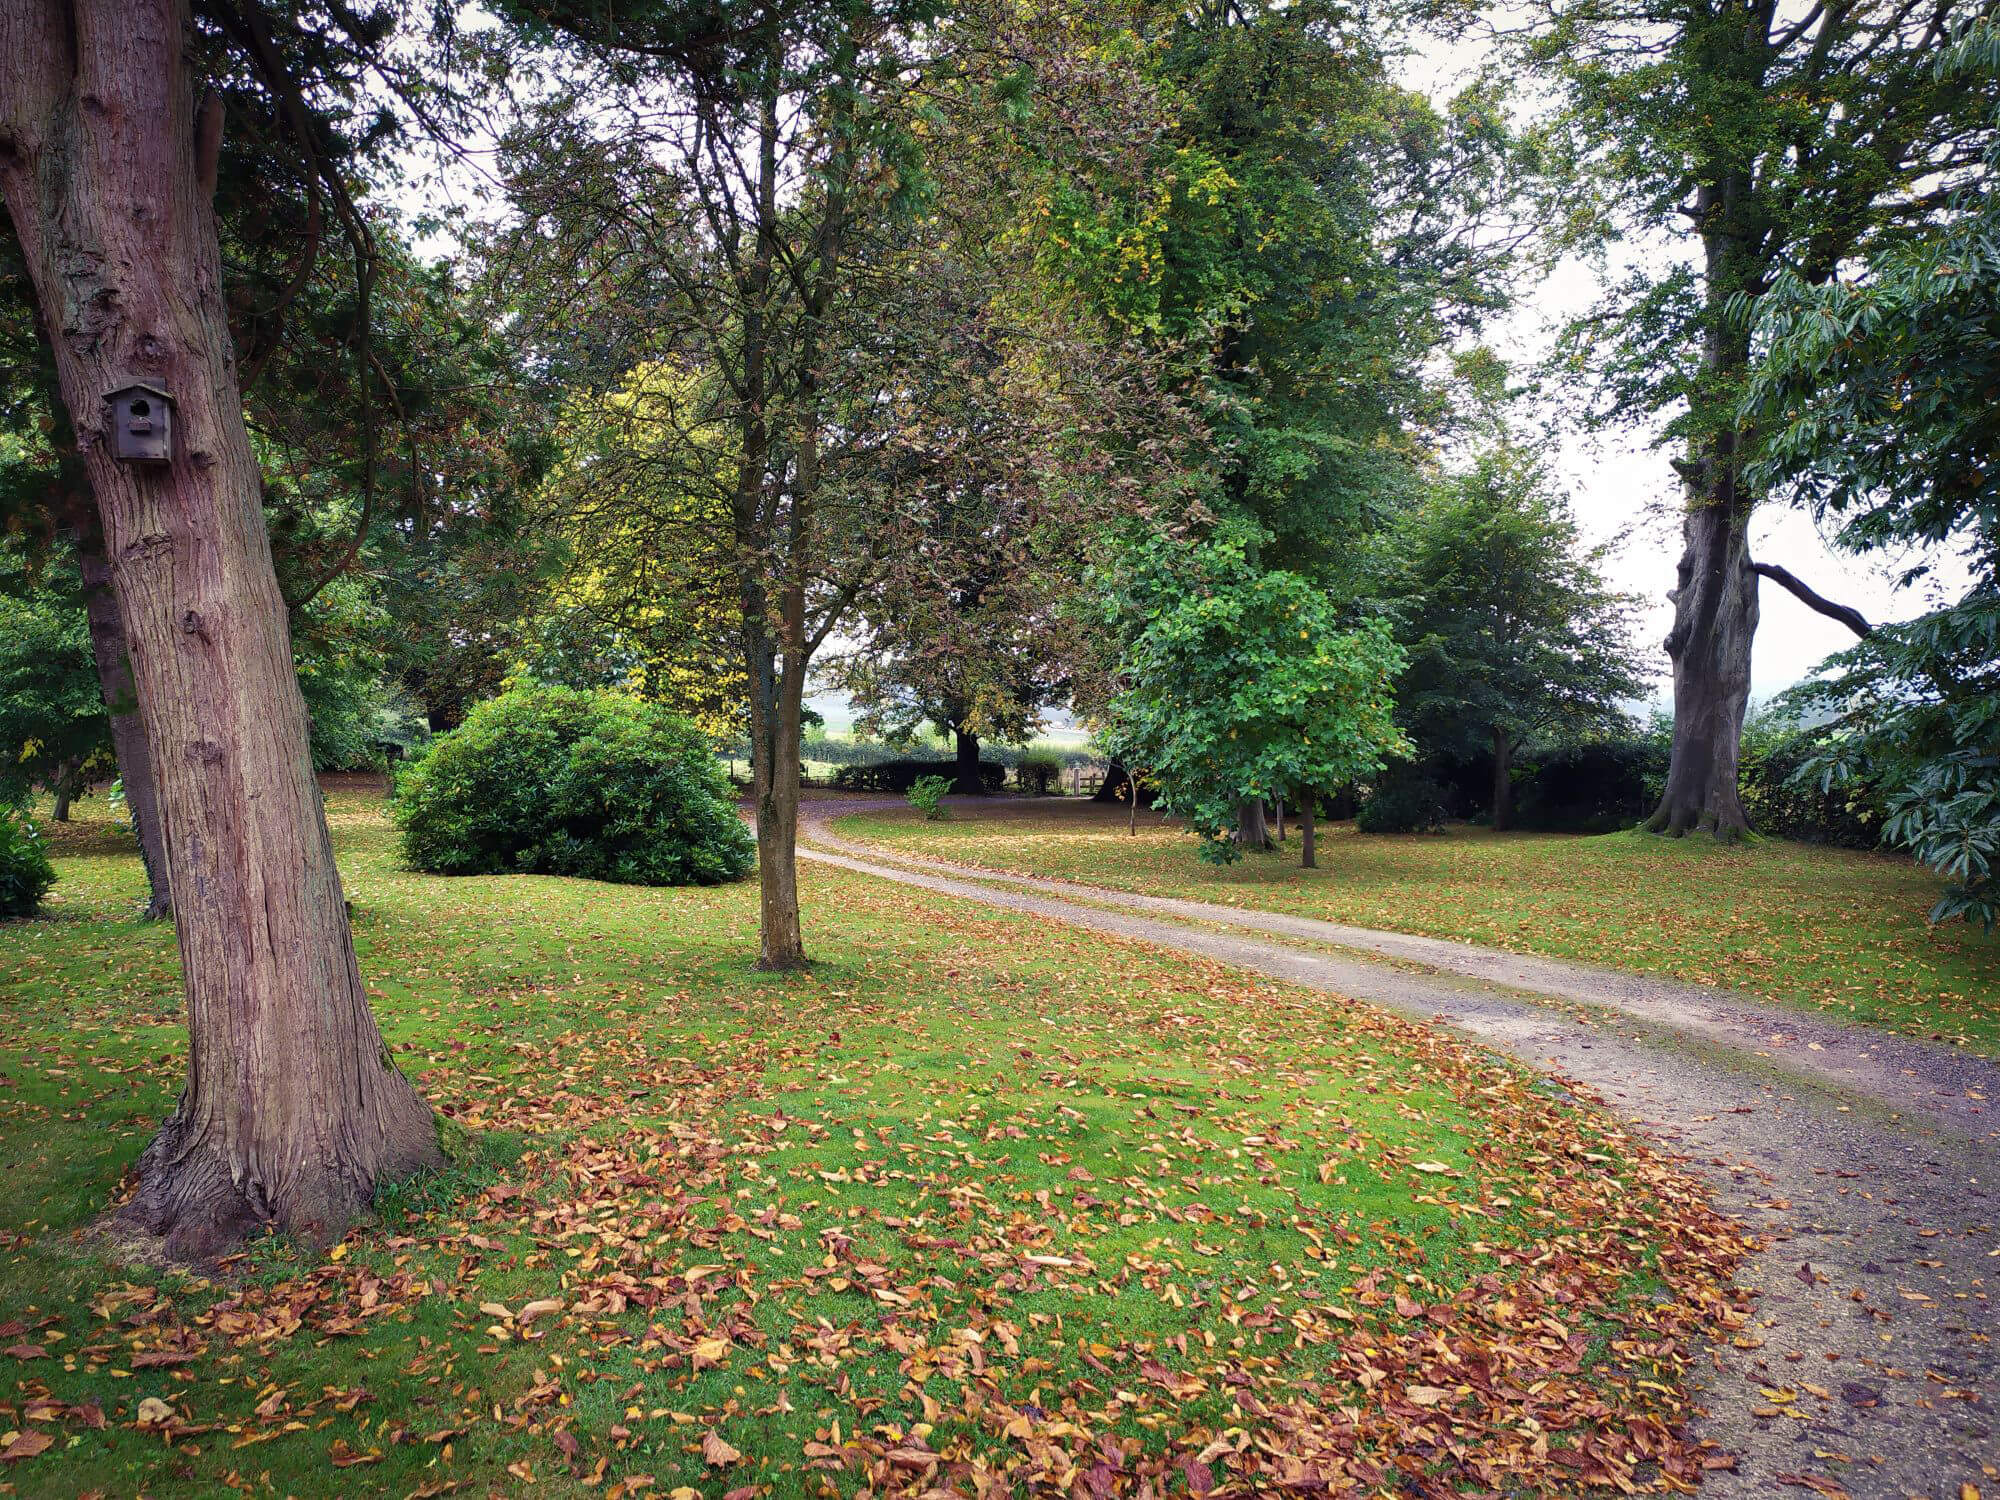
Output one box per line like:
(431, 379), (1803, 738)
(80, 542), (170, 918)
(1490, 729), (1514, 833)
(1300, 790), (1317, 869)
(1236, 798), (1271, 851)
(1646, 160), (1762, 842)
(1645, 499), (1757, 839)
(951, 723), (983, 796)
(0, 0), (440, 1258)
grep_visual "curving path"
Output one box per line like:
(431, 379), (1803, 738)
(799, 800), (1999, 1498)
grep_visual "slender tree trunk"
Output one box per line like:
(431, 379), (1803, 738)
(1300, 789), (1316, 869)
(742, 623), (807, 971)
(952, 723), (983, 795)
(1490, 729), (1514, 833)
(0, 0), (440, 1257)
(50, 759), (80, 822)
(1272, 796), (1285, 843)
(1128, 767), (1139, 835)
(1236, 798), (1271, 851)
(80, 543), (170, 917)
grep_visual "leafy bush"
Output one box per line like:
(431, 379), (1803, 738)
(392, 685), (752, 886)
(0, 809), (56, 918)
(1356, 764), (1447, 834)
(907, 775), (952, 820)
(1510, 739), (1668, 833)
(831, 758), (1005, 794)
(1739, 719), (1881, 847)
(1015, 749), (1065, 795)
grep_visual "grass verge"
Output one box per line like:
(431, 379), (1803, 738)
(833, 800), (2000, 1056)
(0, 790), (1744, 1496)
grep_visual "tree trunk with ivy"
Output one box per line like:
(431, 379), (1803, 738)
(0, 0), (440, 1257)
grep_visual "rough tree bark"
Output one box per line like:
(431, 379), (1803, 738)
(80, 540), (170, 918)
(1645, 159), (1762, 842)
(951, 723), (983, 796)
(0, 0), (440, 1257)
(1645, 496), (1759, 839)
(741, 613), (808, 971)
(1236, 798), (1271, 851)
(1490, 728), (1514, 833)
(50, 759), (80, 821)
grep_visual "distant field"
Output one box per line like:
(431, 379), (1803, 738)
(835, 800), (2000, 1055)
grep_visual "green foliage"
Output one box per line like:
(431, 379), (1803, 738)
(1372, 449), (1647, 768)
(1099, 523), (1408, 862)
(906, 775), (953, 821)
(0, 550), (110, 806)
(391, 685), (752, 887)
(831, 759), (1005, 795)
(0, 809), (56, 919)
(1356, 764), (1446, 835)
(1507, 738), (1667, 835)
(1737, 714), (1880, 850)
(1784, 600), (2000, 931)
(1014, 747), (1065, 795)
(1744, 53), (2000, 930)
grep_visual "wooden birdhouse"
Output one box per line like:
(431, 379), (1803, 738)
(106, 382), (174, 464)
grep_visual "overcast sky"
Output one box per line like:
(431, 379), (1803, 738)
(1395, 33), (1953, 708)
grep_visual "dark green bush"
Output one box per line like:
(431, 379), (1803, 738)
(831, 758), (1005, 794)
(1510, 739), (1669, 833)
(1014, 748), (1065, 795)
(1739, 720), (1882, 847)
(391, 686), (753, 886)
(1356, 764), (1447, 834)
(0, 809), (56, 918)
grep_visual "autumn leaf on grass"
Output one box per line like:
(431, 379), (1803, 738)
(702, 1429), (743, 1466)
(329, 1438), (382, 1467)
(134, 1397), (176, 1430)
(690, 1334), (732, 1370)
(0, 1430), (52, 1462)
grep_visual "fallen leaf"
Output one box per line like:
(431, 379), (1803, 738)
(701, 1430), (742, 1466)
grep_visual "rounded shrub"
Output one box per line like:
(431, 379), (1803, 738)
(1356, 763), (1448, 834)
(0, 809), (57, 918)
(391, 685), (753, 887)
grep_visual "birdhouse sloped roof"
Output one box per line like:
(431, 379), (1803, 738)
(105, 381), (173, 403)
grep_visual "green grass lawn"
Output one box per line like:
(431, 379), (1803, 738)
(834, 800), (2000, 1056)
(0, 789), (1742, 1496)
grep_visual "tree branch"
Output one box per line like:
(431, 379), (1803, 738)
(1752, 561), (1872, 637)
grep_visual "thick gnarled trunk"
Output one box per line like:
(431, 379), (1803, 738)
(1299, 790), (1317, 869)
(1647, 167), (1763, 843)
(1646, 500), (1757, 839)
(1, 0), (439, 1257)
(952, 723), (983, 796)
(1236, 798), (1271, 851)
(80, 544), (170, 918)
